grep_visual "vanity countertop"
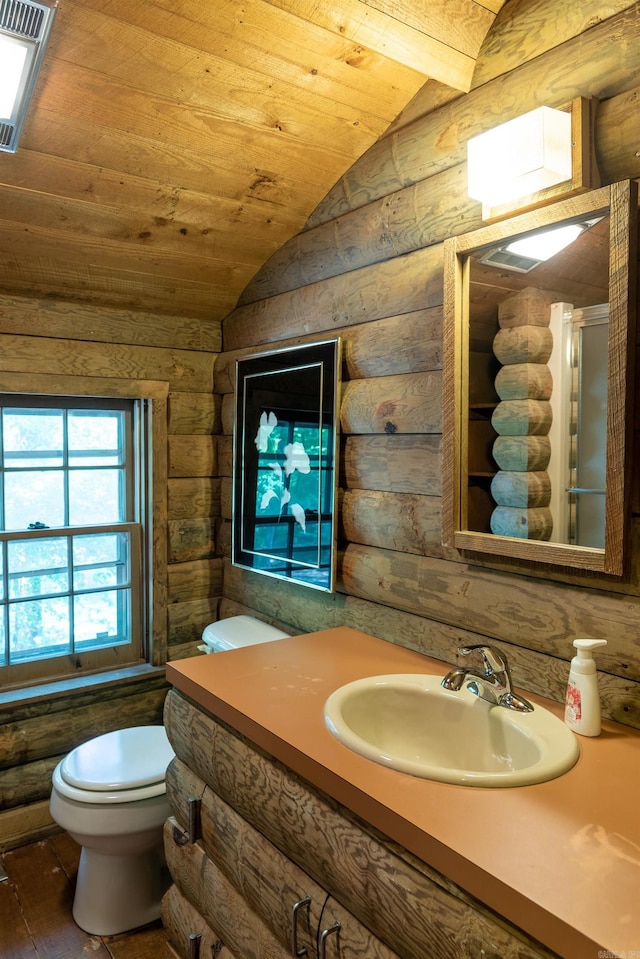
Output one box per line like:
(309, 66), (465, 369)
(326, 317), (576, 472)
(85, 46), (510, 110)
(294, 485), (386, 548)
(166, 626), (640, 959)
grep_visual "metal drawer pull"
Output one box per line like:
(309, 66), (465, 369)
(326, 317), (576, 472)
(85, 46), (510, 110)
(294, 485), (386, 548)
(319, 921), (341, 958)
(188, 932), (201, 959)
(290, 894), (311, 957)
(188, 796), (201, 843)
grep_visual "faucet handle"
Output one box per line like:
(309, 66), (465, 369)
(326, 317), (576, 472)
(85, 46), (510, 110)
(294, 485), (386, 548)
(458, 644), (508, 675)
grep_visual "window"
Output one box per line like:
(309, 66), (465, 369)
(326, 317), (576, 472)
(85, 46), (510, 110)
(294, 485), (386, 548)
(0, 394), (151, 688)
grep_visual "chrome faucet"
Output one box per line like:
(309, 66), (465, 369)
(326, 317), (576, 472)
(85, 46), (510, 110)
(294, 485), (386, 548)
(441, 644), (534, 713)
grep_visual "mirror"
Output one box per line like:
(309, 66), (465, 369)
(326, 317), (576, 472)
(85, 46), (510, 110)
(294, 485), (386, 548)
(443, 181), (637, 574)
(233, 339), (341, 591)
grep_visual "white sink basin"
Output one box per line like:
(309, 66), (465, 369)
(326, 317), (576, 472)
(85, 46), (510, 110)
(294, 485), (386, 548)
(324, 674), (579, 787)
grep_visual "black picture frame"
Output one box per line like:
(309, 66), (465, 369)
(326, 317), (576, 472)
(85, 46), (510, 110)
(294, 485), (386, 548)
(232, 339), (340, 592)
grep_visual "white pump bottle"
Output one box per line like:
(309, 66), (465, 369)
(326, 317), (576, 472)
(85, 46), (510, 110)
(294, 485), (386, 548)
(564, 638), (607, 736)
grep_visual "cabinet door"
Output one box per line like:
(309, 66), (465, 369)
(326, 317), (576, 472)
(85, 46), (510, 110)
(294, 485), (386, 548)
(162, 881), (238, 959)
(164, 818), (293, 959)
(167, 757), (327, 957)
(317, 896), (400, 959)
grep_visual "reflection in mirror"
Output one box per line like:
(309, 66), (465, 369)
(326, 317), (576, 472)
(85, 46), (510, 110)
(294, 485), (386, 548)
(443, 181), (637, 574)
(233, 339), (340, 592)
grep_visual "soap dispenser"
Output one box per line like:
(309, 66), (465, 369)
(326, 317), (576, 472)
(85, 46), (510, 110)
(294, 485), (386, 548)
(564, 639), (607, 736)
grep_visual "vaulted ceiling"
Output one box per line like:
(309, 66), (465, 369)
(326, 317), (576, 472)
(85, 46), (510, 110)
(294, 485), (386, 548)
(0, 0), (504, 322)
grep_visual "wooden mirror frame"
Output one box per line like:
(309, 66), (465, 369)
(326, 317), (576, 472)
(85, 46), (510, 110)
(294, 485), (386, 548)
(442, 181), (638, 575)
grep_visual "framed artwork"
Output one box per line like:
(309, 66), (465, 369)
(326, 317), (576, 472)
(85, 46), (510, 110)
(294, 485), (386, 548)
(232, 339), (340, 592)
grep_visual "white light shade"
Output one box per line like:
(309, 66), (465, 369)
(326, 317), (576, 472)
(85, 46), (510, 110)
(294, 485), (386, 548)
(467, 107), (573, 207)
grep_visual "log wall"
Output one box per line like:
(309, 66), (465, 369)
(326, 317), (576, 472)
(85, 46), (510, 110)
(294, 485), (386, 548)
(217, 0), (640, 731)
(0, 295), (221, 850)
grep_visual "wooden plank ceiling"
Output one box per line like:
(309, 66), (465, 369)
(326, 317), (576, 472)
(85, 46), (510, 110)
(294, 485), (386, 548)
(0, 0), (503, 323)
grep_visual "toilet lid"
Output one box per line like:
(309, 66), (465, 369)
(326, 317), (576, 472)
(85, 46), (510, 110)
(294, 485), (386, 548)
(60, 726), (175, 792)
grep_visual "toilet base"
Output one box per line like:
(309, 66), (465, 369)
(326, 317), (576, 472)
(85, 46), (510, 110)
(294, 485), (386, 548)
(72, 842), (169, 936)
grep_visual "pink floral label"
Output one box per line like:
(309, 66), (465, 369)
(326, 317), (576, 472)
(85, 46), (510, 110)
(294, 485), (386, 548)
(565, 681), (582, 722)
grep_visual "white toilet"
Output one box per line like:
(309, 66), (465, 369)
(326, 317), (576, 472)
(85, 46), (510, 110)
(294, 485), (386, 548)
(49, 725), (176, 936)
(49, 616), (289, 936)
(200, 613), (289, 652)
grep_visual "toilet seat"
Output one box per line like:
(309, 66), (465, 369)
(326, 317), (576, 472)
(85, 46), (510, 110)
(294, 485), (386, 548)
(53, 726), (175, 804)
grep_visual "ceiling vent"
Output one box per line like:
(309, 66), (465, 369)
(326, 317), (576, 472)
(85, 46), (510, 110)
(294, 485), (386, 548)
(0, 0), (57, 153)
(0, 0), (45, 37)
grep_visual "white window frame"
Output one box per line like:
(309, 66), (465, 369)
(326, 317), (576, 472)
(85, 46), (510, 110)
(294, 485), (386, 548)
(0, 373), (168, 692)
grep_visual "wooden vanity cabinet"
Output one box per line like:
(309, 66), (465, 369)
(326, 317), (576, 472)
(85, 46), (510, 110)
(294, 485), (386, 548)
(162, 688), (559, 959)
(164, 758), (398, 959)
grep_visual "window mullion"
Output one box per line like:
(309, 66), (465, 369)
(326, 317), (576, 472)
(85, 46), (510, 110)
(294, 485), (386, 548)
(63, 407), (70, 527)
(68, 535), (74, 654)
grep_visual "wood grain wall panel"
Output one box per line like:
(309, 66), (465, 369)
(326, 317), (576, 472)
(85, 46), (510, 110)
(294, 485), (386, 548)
(168, 478), (221, 520)
(168, 518), (216, 565)
(214, 308), (442, 393)
(340, 372), (442, 434)
(0, 334), (212, 394)
(341, 489), (442, 554)
(168, 598), (219, 652)
(168, 435), (217, 478)
(168, 559), (224, 605)
(0, 294), (220, 351)
(168, 393), (220, 435)
(217, 436), (233, 477)
(341, 544), (640, 682)
(343, 435), (442, 495)
(225, 246), (442, 350)
(0, 251), (234, 322)
(472, 0), (639, 87)
(220, 478), (232, 522)
(221, 394), (234, 436)
(243, 171), (470, 301)
(223, 560), (346, 636)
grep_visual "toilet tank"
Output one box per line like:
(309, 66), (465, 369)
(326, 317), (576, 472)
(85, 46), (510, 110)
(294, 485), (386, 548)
(201, 614), (290, 653)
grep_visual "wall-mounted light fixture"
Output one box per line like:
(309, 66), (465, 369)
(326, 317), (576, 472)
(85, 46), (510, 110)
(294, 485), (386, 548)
(467, 98), (599, 222)
(0, 0), (58, 154)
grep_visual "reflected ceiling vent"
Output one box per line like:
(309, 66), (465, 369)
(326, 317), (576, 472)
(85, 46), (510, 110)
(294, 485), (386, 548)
(478, 247), (541, 274)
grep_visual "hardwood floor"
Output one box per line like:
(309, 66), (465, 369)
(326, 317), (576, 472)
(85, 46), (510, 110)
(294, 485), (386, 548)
(0, 834), (178, 959)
